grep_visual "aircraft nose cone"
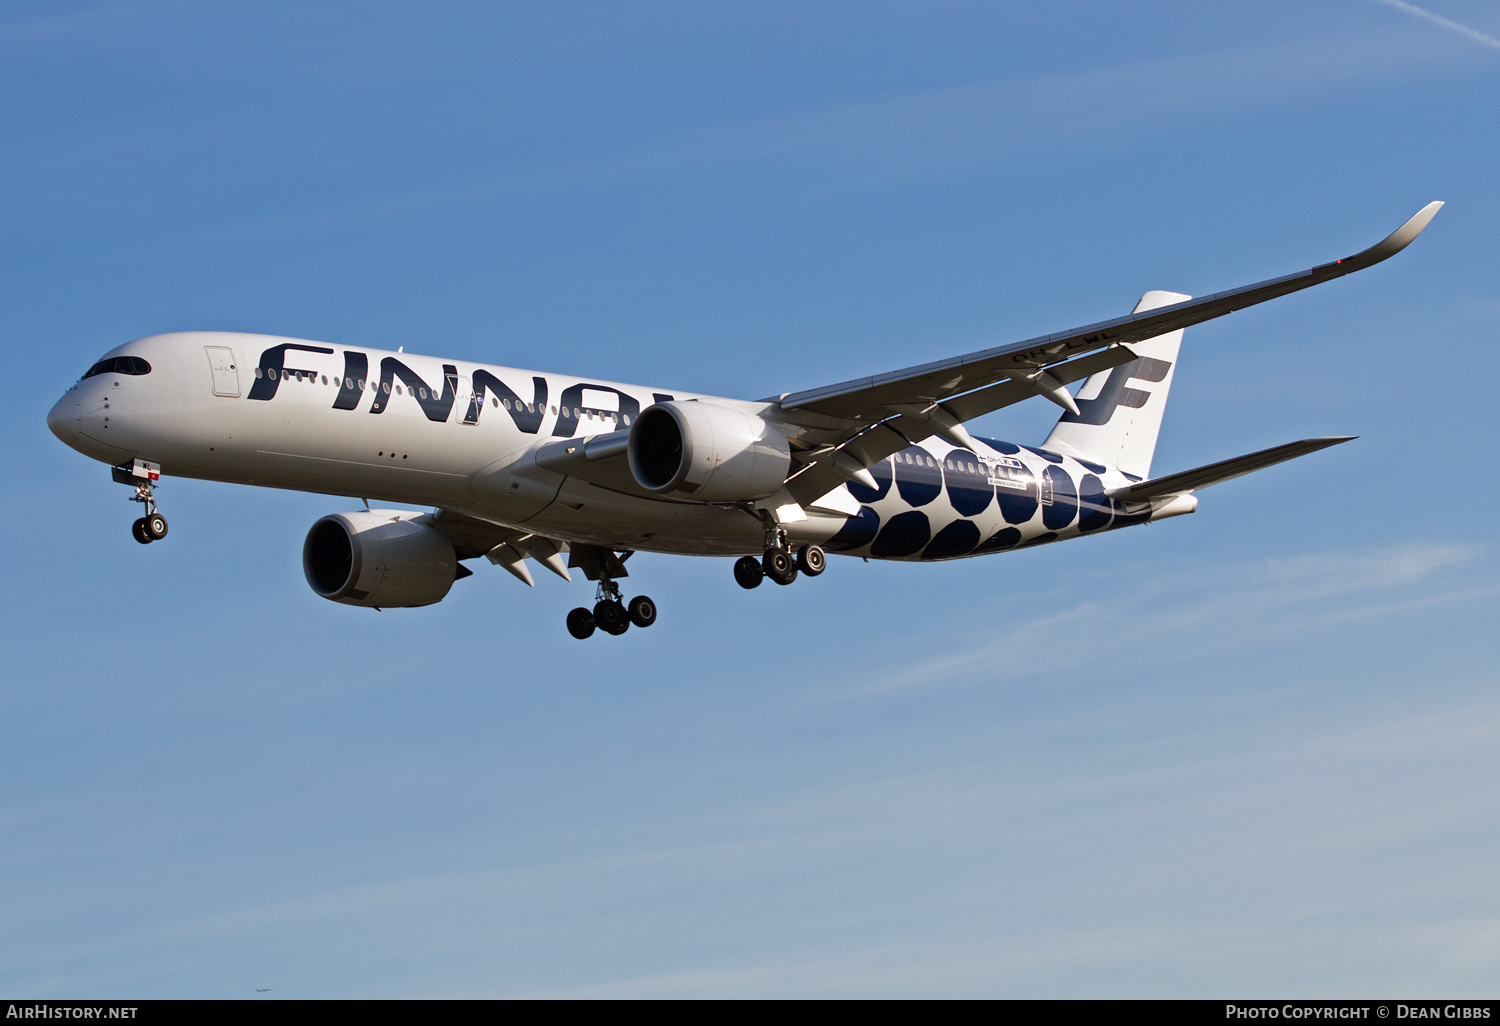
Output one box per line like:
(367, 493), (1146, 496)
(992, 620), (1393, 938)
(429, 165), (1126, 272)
(47, 393), (81, 446)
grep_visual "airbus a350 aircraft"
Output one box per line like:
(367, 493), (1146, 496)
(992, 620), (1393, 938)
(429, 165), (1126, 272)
(46, 203), (1441, 638)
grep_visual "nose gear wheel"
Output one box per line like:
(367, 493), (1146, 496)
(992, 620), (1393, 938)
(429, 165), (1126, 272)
(115, 463), (168, 544)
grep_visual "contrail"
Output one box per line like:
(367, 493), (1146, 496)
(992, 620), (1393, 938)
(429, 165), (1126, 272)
(1370, 0), (1500, 52)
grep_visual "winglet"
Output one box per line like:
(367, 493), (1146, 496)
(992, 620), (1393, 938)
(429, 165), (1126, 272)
(1345, 201), (1443, 268)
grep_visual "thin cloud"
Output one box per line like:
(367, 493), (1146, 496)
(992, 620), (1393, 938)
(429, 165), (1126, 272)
(1370, 0), (1500, 51)
(189, 27), (1458, 249)
(847, 543), (1484, 697)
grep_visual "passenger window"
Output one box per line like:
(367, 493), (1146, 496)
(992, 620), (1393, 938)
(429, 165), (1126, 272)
(419, 388), (428, 399)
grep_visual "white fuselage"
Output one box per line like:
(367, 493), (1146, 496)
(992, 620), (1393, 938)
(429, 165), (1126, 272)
(47, 331), (1185, 562)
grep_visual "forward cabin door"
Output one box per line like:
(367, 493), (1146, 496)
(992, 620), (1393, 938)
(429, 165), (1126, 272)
(205, 346), (241, 397)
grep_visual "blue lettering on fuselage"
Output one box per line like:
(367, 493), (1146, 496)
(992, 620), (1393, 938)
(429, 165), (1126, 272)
(466, 370), (548, 433)
(333, 352), (368, 410)
(552, 384), (641, 438)
(247, 343), (335, 401)
(369, 358), (459, 422)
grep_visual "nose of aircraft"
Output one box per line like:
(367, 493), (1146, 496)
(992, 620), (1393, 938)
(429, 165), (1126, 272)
(47, 391), (81, 446)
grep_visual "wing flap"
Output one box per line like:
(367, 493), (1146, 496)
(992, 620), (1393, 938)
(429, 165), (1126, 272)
(782, 345), (1143, 506)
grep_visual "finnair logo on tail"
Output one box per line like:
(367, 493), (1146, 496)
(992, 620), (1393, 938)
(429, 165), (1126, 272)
(1059, 357), (1172, 426)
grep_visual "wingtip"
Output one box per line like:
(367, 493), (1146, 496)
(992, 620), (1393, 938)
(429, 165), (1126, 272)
(1307, 435), (1358, 444)
(1407, 199), (1444, 232)
(1344, 201), (1442, 265)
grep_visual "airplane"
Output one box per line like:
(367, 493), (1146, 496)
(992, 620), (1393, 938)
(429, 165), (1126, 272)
(46, 202), (1442, 639)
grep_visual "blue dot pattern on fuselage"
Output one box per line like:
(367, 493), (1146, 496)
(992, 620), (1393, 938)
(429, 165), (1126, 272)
(808, 435), (1165, 565)
(1078, 474), (1112, 533)
(847, 457), (893, 504)
(1041, 465), (1077, 530)
(893, 447), (943, 507)
(922, 518), (982, 560)
(943, 450), (993, 517)
(825, 505), (880, 551)
(871, 510), (930, 557)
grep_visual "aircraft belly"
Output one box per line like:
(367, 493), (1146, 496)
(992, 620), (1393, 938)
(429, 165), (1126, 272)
(495, 478), (765, 557)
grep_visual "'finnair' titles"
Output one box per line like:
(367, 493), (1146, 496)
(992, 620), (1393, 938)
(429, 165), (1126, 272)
(46, 203), (1443, 638)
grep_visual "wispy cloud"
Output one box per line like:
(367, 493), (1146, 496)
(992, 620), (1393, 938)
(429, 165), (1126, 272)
(1370, 0), (1500, 52)
(200, 27), (1463, 247)
(850, 543), (1486, 697)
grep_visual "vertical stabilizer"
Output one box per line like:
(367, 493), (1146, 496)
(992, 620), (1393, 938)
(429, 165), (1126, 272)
(1042, 290), (1189, 479)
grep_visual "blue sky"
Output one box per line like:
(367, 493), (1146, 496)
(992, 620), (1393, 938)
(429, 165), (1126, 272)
(4, 0), (1499, 997)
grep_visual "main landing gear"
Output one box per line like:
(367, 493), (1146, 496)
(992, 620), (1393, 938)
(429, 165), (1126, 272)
(566, 575), (657, 640)
(113, 463), (168, 545)
(734, 521), (827, 591)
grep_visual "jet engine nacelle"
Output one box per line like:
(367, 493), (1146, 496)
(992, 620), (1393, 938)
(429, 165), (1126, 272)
(628, 401), (791, 502)
(303, 510), (457, 608)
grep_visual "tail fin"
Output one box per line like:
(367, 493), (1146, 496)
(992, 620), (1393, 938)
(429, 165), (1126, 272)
(1042, 290), (1189, 479)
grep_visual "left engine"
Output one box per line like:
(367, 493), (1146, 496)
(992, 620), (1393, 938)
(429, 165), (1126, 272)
(627, 400), (792, 502)
(302, 510), (457, 608)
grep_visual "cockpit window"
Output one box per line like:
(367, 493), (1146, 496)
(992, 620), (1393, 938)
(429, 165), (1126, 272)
(82, 356), (151, 379)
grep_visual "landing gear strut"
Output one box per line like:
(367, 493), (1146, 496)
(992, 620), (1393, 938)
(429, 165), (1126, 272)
(565, 554), (657, 640)
(114, 461), (167, 545)
(733, 514), (825, 590)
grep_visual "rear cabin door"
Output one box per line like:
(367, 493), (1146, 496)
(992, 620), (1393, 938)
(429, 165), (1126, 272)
(205, 346), (240, 397)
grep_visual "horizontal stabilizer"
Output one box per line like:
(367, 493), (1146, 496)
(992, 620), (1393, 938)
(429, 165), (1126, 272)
(1108, 436), (1356, 502)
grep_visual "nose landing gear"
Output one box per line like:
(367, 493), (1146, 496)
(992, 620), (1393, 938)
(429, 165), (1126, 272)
(114, 460), (167, 545)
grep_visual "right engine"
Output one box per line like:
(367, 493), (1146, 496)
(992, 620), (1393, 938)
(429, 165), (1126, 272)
(627, 401), (791, 502)
(302, 510), (458, 608)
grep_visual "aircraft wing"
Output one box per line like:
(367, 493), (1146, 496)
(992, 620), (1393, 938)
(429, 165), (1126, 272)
(782, 343), (1140, 505)
(778, 202), (1442, 424)
(1107, 436), (1356, 502)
